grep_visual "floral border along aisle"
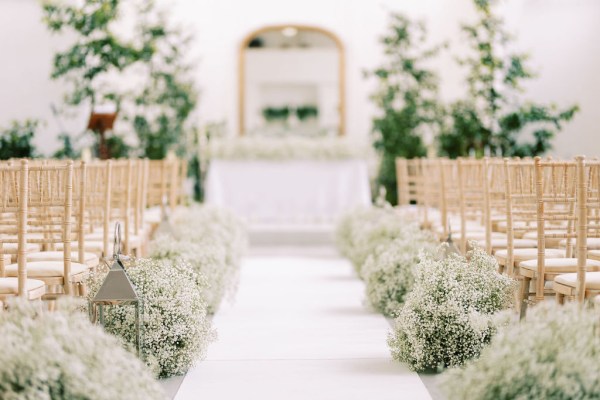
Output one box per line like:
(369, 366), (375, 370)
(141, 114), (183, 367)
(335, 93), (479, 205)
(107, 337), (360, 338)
(0, 299), (163, 400)
(441, 302), (600, 399)
(388, 246), (516, 372)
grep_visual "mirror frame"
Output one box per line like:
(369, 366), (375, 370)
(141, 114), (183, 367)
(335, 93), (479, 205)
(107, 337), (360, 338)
(238, 24), (346, 136)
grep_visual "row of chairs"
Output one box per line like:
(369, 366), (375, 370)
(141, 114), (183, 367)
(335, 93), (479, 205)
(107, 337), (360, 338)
(0, 158), (187, 305)
(396, 156), (600, 316)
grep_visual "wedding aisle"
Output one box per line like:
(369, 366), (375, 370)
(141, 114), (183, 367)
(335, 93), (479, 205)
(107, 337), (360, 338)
(174, 251), (431, 400)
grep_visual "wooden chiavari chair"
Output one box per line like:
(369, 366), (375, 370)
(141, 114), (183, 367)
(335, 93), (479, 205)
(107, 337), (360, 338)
(420, 158), (444, 233)
(455, 158), (489, 253)
(494, 158), (566, 276)
(554, 157), (600, 303)
(481, 158), (537, 255)
(26, 161), (100, 269)
(517, 157), (600, 317)
(0, 160), (46, 301)
(395, 158), (411, 209)
(3, 160), (89, 297)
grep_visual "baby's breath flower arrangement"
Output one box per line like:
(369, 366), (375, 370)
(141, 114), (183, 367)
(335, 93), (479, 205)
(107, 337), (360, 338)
(388, 246), (516, 371)
(150, 235), (232, 313)
(362, 227), (436, 317)
(336, 206), (410, 275)
(173, 205), (248, 270)
(87, 258), (215, 378)
(441, 302), (600, 399)
(0, 298), (163, 400)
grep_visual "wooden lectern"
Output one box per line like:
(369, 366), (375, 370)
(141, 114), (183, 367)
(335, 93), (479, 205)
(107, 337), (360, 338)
(87, 112), (117, 160)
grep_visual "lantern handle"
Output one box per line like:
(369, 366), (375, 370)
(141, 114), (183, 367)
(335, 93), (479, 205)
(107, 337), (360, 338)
(113, 222), (122, 259)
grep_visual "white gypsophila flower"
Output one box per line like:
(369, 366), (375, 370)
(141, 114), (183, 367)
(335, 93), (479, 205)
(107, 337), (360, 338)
(361, 225), (437, 317)
(150, 234), (232, 314)
(388, 246), (517, 371)
(170, 205), (247, 304)
(0, 298), (163, 400)
(441, 302), (600, 400)
(86, 258), (215, 378)
(336, 206), (414, 275)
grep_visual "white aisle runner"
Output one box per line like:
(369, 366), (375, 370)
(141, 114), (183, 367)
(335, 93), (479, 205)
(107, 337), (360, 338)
(175, 255), (431, 400)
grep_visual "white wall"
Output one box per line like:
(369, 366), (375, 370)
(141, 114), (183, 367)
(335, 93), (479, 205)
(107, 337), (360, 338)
(0, 0), (598, 157)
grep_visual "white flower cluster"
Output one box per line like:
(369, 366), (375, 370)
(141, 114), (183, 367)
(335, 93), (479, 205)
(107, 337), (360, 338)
(361, 228), (436, 317)
(208, 136), (374, 161)
(154, 205), (248, 313)
(0, 298), (163, 400)
(87, 258), (215, 378)
(388, 246), (517, 371)
(442, 302), (600, 399)
(336, 206), (415, 275)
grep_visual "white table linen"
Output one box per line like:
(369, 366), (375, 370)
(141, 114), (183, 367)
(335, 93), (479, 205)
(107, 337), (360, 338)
(205, 160), (371, 225)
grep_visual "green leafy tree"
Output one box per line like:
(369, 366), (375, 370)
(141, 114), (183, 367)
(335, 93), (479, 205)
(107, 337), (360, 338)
(0, 120), (38, 160)
(438, 0), (578, 158)
(42, 0), (198, 161)
(42, 0), (153, 158)
(131, 10), (199, 160)
(53, 133), (80, 159)
(367, 13), (444, 205)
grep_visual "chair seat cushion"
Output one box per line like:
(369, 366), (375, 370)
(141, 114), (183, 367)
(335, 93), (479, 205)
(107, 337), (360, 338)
(4, 261), (88, 278)
(522, 231), (568, 247)
(495, 248), (565, 265)
(558, 237), (600, 250)
(26, 251), (99, 269)
(0, 243), (41, 253)
(555, 272), (600, 290)
(589, 250), (600, 261)
(56, 241), (104, 253)
(520, 258), (600, 273)
(490, 238), (537, 249)
(0, 277), (45, 295)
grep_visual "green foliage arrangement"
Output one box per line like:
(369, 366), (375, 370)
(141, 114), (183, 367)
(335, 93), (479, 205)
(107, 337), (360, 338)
(42, 0), (199, 160)
(438, 0), (578, 158)
(131, 8), (199, 160)
(367, 13), (443, 204)
(87, 258), (214, 378)
(52, 133), (80, 159)
(361, 227), (436, 317)
(441, 302), (600, 399)
(388, 246), (516, 371)
(0, 120), (38, 160)
(262, 106), (291, 122)
(0, 298), (163, 400)
(296, 105), (319, 121)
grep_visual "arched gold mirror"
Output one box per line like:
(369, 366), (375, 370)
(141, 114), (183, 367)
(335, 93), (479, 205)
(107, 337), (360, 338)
(239, 25), (345, 136)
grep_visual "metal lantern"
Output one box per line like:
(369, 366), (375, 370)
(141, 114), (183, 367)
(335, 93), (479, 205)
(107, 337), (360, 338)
(442, 224), (461, 259)
(90, 222), (143, 356)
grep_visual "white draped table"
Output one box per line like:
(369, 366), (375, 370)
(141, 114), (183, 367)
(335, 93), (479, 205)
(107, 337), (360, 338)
(205, 159), (371, 225)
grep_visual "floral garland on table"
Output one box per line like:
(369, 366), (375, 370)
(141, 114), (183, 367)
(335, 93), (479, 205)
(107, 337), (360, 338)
(207, 137), (374, 161)
(388, 246), (516, 372)
(441, 302), (600, 399)
(0, 299), (163, 400)
(86, 258), (215, 378)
